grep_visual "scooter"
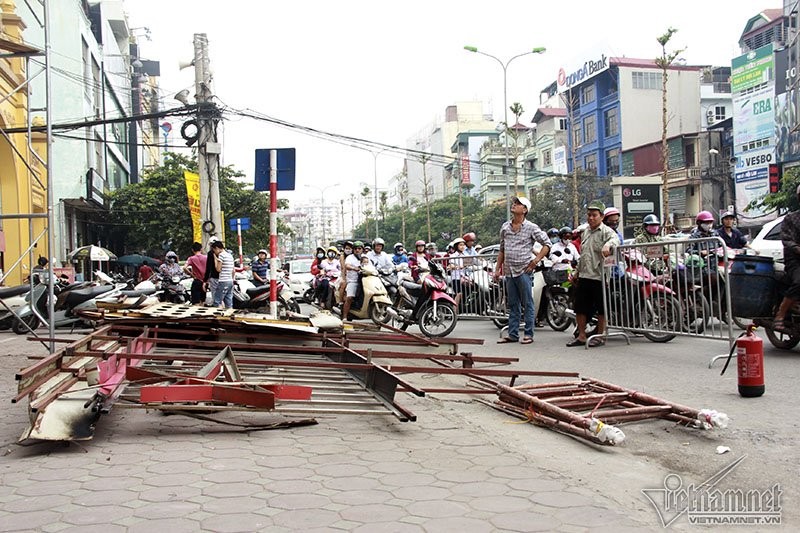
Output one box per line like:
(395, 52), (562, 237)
(0, 284), (32, 330)
(13, 272), (117, 334)
(387, 260), (458, 337)
(157, 272), (190, 304)
(333, 262), (393, 325)
(233, 273), (301, 315)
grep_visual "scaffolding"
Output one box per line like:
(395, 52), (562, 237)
(0, 0), (55, 352)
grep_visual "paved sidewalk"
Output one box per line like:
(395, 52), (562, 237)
(0, 389), (647, 532)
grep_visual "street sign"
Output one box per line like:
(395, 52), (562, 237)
(228, 217), (250, 231)
(254, 148), (296, 191)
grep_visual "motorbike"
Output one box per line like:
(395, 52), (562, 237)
(12, 272), (118, 334)
(333, 261), (393, 326)
(541, 265), (573, 332)
(387, 261), (458, 337)
(749, 263), (800, 349)
(233, 273), (301, 315)
(157, 272), (190, 303)
(0, 284), (33, 330)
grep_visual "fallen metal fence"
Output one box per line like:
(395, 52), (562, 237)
(596, 237), (735, 347)
(429, 254), (509, 321)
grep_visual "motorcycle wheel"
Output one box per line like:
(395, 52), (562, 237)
(418, 302), (457, 338)
(545, 293), (572, 331)
(13, 315), (40, 335)
(303, 287), (314, 303)
(642, 297), (677, 343)
(765, 328), (800, 350)
(680, 291), (710, 334)
(369, 302), (391, 326)
(289, 299), (301, 313)
(731, 315), (750, 330)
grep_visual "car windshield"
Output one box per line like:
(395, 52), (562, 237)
(290, 260), (313, 274)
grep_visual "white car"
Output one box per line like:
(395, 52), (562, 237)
(750, 215), (784, 263)
(286, 259), (315, 301)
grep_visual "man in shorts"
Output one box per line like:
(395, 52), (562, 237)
(567, 200), (619, 347)
(342, 241), (364, 320)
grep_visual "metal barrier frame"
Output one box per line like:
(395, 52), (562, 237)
(429, 254), (511, 322)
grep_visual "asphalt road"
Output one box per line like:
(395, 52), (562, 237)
(0, 315), (796, 531)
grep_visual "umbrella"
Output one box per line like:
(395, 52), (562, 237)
(114, 254), (161, 266)
(68, 245), (117, 262)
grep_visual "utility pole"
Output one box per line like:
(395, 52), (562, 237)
(194, 34), (222, 249)
(340, 199), (345, 240)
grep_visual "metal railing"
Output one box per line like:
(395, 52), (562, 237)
(597, 237), (735, 347)
(429, 254), (509, 321)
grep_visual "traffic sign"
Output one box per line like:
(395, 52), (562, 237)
(254, 148), (296, 191)
(229, 217), (250, 231)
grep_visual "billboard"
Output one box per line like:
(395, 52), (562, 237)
(556, 53), (609, 94)
(731, 43), (774, 93)
(734, 147), (775, 225)
(553, 146), (568, 174)
(620, 184), (661, 240)
(732, 87), (774, 145)
(774, 48), (800, 164)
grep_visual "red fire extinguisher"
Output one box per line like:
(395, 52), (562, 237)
(721, 325), (765, 397)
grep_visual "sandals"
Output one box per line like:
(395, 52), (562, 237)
(588, 337), (606, 347)
(497, 336), (519, 344)
(566, 338), (585, 347)
(521, 337), (533, 344)
(773, 319), (787, 332)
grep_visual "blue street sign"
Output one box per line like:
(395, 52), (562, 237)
(254, 148), (296, 191)
(229, 217), (250, 231)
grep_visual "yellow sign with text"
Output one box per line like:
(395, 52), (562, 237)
(183, 171), (202, 243)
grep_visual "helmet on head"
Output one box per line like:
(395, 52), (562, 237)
(425, 242), (437, 251)
(547, 227), (559, 238)
(721, 210), (736, 219)
(327, 246), (339, 254)
(452, 238), (466, 246)
(353, 241), (364, 248)
(344, 240), (353, 248)
(642, 214), (660, 226)
(696, 210), (714, 223)
(257, 249), (268, 255)
(462, 232), (476, 242)
(393, 242), (404, 252)
(558, 226), (573, 237)
(372, 238), (385, 248)
(166, 251), (178, 259)
(415, 240), (426, 247)
(603, 207), (620, 219)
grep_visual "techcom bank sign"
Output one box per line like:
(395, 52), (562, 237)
(557, 53), (610, 93)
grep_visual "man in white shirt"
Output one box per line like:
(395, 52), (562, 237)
(342, 241), (364, 319)
(367, 238), (394, 271)
(211, 241), (235, 309)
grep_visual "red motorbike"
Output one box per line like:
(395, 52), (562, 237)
(388, 261), (458, 337)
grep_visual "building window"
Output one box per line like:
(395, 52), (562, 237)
(606, 148), (620, 176)
(581, 85), (595, 104)
(715, 105), (726, 121)
(604, 108), (619, 137)
(632, 71), (663, 90)
(583, 116), (596, 144)
(558, 118), (567, 130)
(543, 149), (552, 167)
(584, 153), (597, 172)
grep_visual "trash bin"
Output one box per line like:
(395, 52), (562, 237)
(729, 255), (775, 317)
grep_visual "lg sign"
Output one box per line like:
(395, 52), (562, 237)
(622, 187), (644, 197)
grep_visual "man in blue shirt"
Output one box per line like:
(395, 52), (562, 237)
(392, 243), (408, 265)
(716, 211), (748, 249)
(251, 249), (270, 286)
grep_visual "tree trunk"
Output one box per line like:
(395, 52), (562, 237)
(421, 155), (432, 242)
(661, 59), (670, 230)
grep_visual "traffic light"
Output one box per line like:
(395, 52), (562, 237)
(768, 164), (782, 193)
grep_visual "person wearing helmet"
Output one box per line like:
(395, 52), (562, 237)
(635, 215), (668, 273)
(547, 227), (560, 241)
(183, 242), (207, 304)
(342, 241), (364, 319)
(367, 238), (393, 270)
(716, 211), (748, 249)
(159, 251), (182, 277)
(314, 247), (341, 309)
(392, 243), (408, 265)
(250, 248), (270, 287)
(424, 242), (438, 258)
(495, 196), (552, 344)
(548, 227), (580, 272)
(448, 238), (467, 309)
(408, 239), (429, 282)
(774, 184), (800, 331)
(337, 241), (354, 303)
(462, 232), (478, 257)
(603, 207), (623, 244)
(688, 210), (717, 256)
(571, 223), (588, 252)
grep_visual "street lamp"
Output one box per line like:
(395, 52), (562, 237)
(464, 45), (546, 220)
(304, 183), (340, 247)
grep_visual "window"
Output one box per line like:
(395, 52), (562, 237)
(715, 105), (726, 121)
(543, 149), (552, 166)
(581, 84), (595, 104)
(583, 116), (596, 144)
(606, 148), (620, 176)
(632, 71), (663, 90)
(584, 153), (597, 171)
(558, 118), (567, 130)
(604, 108), (619, 137)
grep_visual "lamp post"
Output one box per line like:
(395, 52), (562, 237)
(304, 183), (340, 247)
(464, 45), (546, 220)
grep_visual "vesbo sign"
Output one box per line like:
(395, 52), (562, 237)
(557, 54), (609, 93)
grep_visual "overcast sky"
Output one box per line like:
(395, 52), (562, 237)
(126, 0), (769, 208)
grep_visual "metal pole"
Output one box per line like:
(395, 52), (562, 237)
(321, 192), (326, 247)
(502, 63), (511, 221)
(43, 0), (55, 353)
(269, 149), (278, 317)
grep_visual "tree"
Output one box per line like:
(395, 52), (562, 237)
(560, 88), (581, 227)
(420, 153), (433, 242)
(655, 27), (685, 230)
(379, 191), (388, 224)
(104, 153), (288, 257)
(360, 186), (371, 238)
(747, 166), (800, 214)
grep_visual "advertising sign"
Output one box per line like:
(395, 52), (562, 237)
(734, 147), (776, 225)
(620, 184), (661, 240)
(732, 87), (774, 146)
(553, 146), (568, 174)
(731, 43), (774, 93)
(460, 153), (470, 184)
(557, 53), (609, 94)
(183, 170), (202, 243)
(774, 48), (800, 163)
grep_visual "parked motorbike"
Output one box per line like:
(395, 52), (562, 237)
(233, 273), (301, 315)
(333, 262), (393, 325)
(387, 261), (458, 337)
(541, 265), (573, 332)
(0, 284), (32, 330)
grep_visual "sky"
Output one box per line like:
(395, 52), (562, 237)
(126, 0), (771, 212)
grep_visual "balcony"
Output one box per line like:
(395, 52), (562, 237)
(665, 166), (702, 186)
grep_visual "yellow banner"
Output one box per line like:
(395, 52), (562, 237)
(183, 171), (202, 243)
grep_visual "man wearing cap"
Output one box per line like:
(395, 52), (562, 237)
(567, 200), (619, 347)
(495, 196), (552, 344)
(715, 211), (748, 250)
(251, 249), (270, 286)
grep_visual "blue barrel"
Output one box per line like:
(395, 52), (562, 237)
(729, 255), (776, 317)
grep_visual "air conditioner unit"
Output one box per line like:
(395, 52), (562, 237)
(706, 109), (715, 124)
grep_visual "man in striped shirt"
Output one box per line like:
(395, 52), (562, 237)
(211, 240), (235, 309)
(495, 196), (552, 344)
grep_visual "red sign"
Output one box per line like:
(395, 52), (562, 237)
(768, 164), (781, 193)
(460, 154), (471, 184)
